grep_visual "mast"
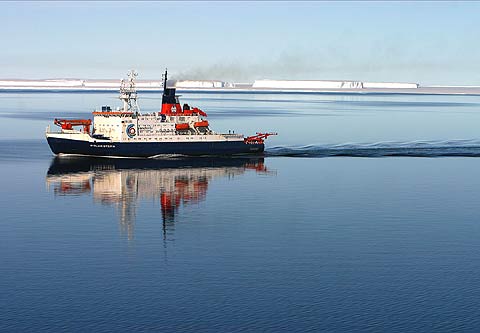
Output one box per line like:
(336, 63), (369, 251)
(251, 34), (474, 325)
(162, 68), (168, 91)
(119, 70), (139, 114)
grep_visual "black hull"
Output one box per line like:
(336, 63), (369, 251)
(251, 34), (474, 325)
(46, 137), (264, 157)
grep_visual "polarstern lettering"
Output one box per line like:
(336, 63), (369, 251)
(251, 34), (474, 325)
(90, 144), (116, 148)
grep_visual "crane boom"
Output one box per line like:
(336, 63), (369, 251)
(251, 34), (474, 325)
(54, 119), (92, 134)
(244, 132), (278, 144)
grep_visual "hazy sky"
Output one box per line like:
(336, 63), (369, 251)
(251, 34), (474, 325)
(2, 1), (480, 85)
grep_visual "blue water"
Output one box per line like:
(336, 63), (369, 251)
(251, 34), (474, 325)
(3, 92), (480, 331)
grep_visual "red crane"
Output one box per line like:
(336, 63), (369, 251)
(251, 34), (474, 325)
(244, 132), (278, 144)
(54, 118), (92, 134)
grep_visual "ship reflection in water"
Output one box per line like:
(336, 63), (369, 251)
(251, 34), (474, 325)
(46, 156), (271, 240)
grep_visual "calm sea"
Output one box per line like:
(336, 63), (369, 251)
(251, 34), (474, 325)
(2, 91), (480, 332)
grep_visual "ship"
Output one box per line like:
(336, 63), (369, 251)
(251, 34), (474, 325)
(46, 70), (276, 157)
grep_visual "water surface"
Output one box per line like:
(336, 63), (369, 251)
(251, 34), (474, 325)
(2, 92), (480, 332)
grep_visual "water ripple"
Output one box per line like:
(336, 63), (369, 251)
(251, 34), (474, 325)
(265, 139), (480, 157)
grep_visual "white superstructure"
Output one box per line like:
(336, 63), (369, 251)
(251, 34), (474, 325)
(46, 70), (245, 144)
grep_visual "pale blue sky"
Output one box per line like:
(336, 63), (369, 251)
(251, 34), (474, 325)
(2, 1), (480, 85)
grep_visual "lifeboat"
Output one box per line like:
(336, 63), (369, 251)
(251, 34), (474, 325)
(194, 120), (209, 128)
(175, 123), (190, 131)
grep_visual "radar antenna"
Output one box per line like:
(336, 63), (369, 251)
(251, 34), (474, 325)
(119, 70), (140, 114)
